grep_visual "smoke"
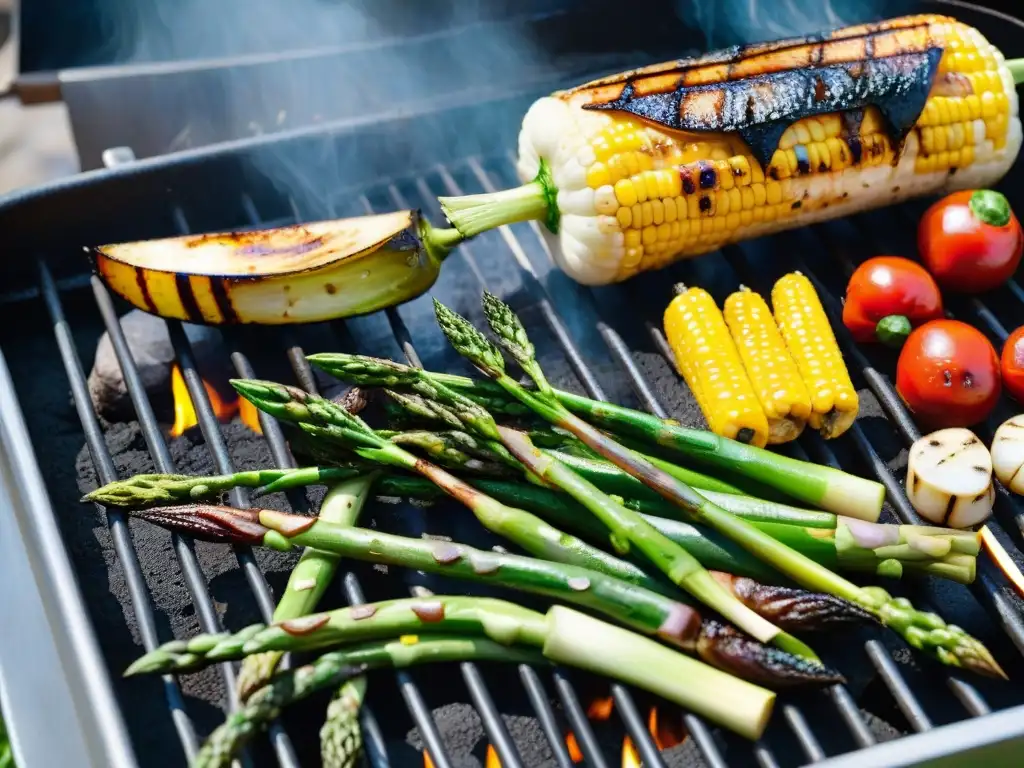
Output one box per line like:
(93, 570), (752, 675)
(673, 0), (914, 49)
(103, 0), (916, 217)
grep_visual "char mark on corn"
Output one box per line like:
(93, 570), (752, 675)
(516, 14), (1021, 284)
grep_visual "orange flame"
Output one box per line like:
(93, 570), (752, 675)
(566, 732), (584, 763)
(485, 745), (501, 768)
(423, 751), (436, 768)
(587, 696), (615, 721)
(169, 363), (262, 436)
(622, 736), (641, 768)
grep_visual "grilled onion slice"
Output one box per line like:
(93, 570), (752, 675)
(906, 428), (994, 528)
(91, 210), (461, 325)
(991, 415), (1024, 494)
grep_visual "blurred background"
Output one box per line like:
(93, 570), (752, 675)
(0, 0), (1018, 197)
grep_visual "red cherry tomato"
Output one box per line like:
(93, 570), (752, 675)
(1001, 326), (1024, 404)
(896, 319), (1001, 428)
(918, 189), (1023, 294)
(842, 256), (944, 347)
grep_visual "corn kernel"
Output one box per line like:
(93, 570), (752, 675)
(808, 120), (826, 143)
(641, 226), (657, 246)
(595, 185), (618, 215)
(614, 179), (638, 207)
(981, 91), (997, 118)
(728, 187), (742, 214)
(635, 201), (649, 227)
(651, 199), (664, 225)
(717, 189), (730, 216)
(726, 212), (740, 231)
(625, 229), (642, 248)
(728, 156), (751, 184)
(740, 210), (753, 226)
(658, 222), (672, 242)
(616, 206), (633, 229)
(717, 160), (735, 190)
(766, 182), (782, 205)
(664, 197), (678, 222)
(688, 195), (702, 219)
(750, 161), (765, 184)
(752, 183), (767, 206)
(587, 163), (612, 189)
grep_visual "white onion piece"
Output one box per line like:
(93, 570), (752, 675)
(991, 415), (1024, 494)
(905, 428), (994, 528)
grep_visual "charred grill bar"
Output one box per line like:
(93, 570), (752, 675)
(4, 1), (1024, 766)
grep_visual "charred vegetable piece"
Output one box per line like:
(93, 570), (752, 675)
(906, 428), (994, 528)
(772, 273), (859, 439)
(896, 319), (1001, 428)
(664, 286), (770, 446)
(991, 416), (1024, 495)
(92, 210), (462, 325)
(842, 256), (944, 347)
(440, 15), (1023, 285)
(918, 190), (1024, 294)
(723, 287), (811, 444)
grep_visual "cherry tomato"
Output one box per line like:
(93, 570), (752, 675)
(1001, 326), (1024, 404)
(918, 189), (1023, 294)
(896, 319), (1001, 428)
(842, 256), (944, 347)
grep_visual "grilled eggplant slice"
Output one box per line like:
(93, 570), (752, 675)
(91, 210), (462, 325)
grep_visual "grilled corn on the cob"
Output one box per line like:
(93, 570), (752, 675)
(724, 287), (812, 444)
(92, 211), (463, 325)
(441, 15), (1022, 285)
(664, 286), (771, 447)
(772, 273), (859, 439)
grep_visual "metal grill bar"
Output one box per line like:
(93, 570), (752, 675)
(89, 276), (300, 768)
(231, 197), (456, 768)
(36, 262), (201, 761)
(405, 169), (687, 766)
(87, 280), (244, 692)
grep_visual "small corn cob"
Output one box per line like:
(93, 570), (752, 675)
(663, 286), (771, 447)
(440, 15), (1022, 285)
(771, 273), (859, 439)
(724, 287), (812, 444)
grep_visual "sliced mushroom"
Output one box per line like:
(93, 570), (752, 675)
(906, 428), (994, 528)
(991, 415), (1024, 494)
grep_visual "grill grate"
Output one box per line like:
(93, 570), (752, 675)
(19, 145), (1024, 767)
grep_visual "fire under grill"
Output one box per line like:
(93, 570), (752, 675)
(4, 2), (1024, 766)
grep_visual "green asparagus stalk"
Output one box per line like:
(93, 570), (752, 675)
(432, 294), (1005, 679)
(320, 678), (366, 768)
(237, 475), (376, 700)
(127, 502), (843, 685)
(230, 378), (667, 593)
(85, 468), (979, 583)
(195, 637), (538, 768)
(339, 362), (887, 520)
(302, 352), (817, 661)
(127, 596), (778, 740)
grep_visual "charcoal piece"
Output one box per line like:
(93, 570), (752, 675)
(87, 310), (229, 422)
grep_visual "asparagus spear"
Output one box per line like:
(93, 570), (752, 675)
(303, 354), (817, 661)
(338, 360), (886, 520)
(237, 475), (376, 700)
(127, 596), (778, 740)
(196, 637), (537, 768)
(127, 502), (842, 686)
(230, 378), (666, 592)
(320, 677), (366, 768)
(85, 469), (979, 584)
(430, 295), (1005, 679)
